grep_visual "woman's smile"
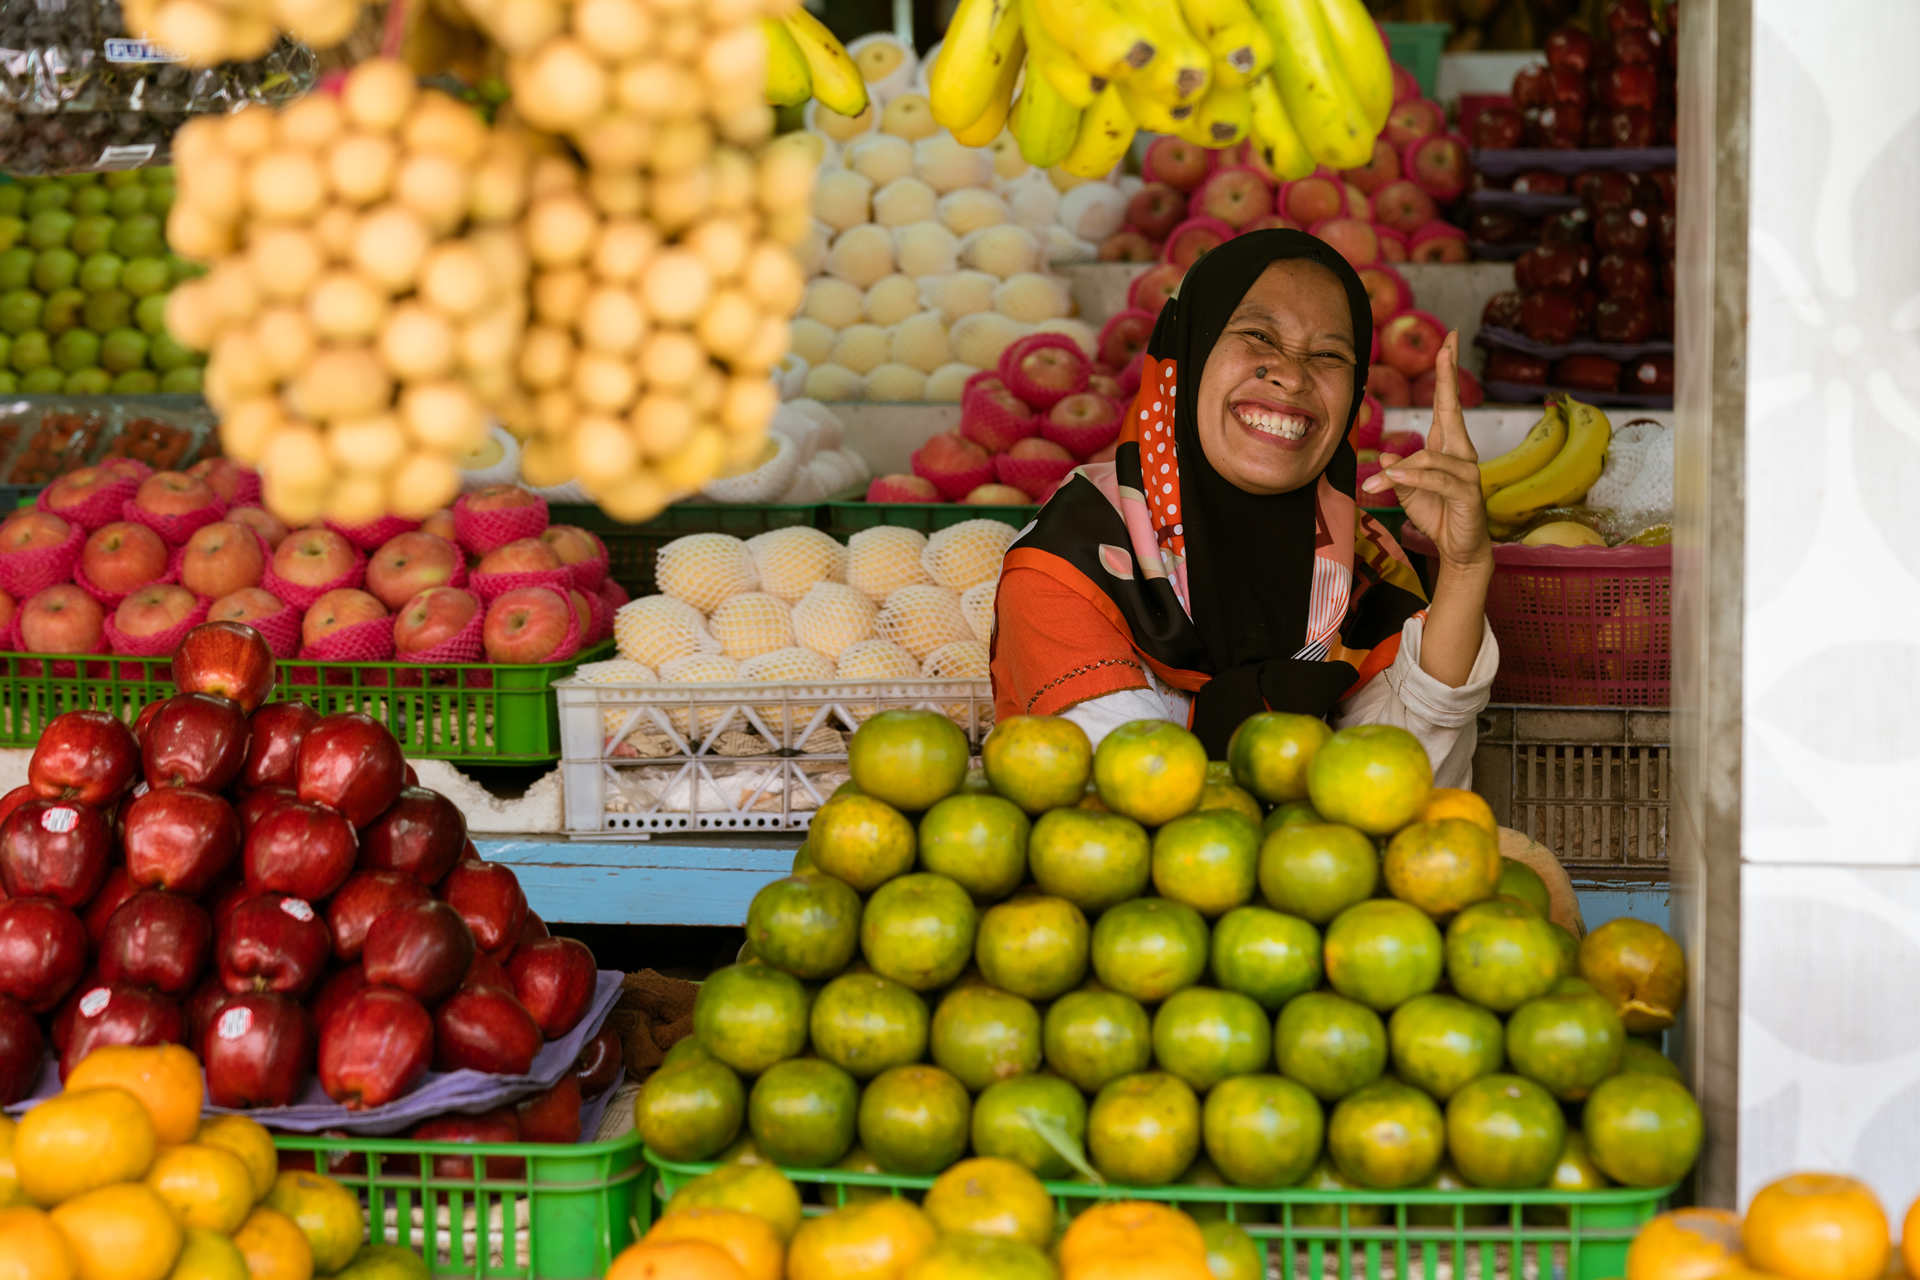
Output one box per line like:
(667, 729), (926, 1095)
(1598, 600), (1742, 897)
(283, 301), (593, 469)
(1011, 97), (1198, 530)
(1230, 396), (1318, 450)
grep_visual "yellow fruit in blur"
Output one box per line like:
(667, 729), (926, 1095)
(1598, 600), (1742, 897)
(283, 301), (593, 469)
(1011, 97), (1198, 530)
(665, 1162), (804, 1244)
(644, 1208), (782, 1280)
(193, 1118), (278, 1204)
(48, 1183), (183, 1280)
(0, 1114), (22, 1208)
(0, 1204), (77, 1280)
(232, 1207), (313, 1280)
(922, 1157), (1055, 1248)
(788, 1198), (938, 1280)
(605, 1239), (745, 1280)
(264, 1172), (364, 1276)
(1743, 1174), (1889, 1280)
(17, 1087), (157, 1206)
(1521, 522), (1606, 547)
(1417, 788), (1498, 842)
(147, 1145), (256, 1234)
(166, 1228), (249, 1280)
(1058, 1200), (1207, 1274)
(68, 1046), (205, 1147)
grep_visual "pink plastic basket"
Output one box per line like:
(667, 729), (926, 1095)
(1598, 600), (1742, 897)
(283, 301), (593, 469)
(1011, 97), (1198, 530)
(1402, 528), (1671, 706)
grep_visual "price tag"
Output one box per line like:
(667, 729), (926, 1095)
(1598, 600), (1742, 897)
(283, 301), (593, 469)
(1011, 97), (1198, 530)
(216, 1006), (253, 1040)
(41, 807), (78, 834)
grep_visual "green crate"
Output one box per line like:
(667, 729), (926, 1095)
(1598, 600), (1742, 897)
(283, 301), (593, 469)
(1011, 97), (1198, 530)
(644, 1148), (1671, 1280)
(0, 642), (613, 763)
(277, 1131), (648, 1280)
(549, 502), (824, 597)
(823, 501), (1037, 538)
(1383, 21), (1451, 98)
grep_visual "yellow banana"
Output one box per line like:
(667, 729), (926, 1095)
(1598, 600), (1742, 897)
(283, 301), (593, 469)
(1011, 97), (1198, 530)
(761, 17), (813, 106)
(1022, 0), (1104, 108)
(1060, 81), (1137, 178)
(1177, 73), (1251, 147)
(1246, 73), (1316, 180)
(929, 0), (1016, 129)
(1116, 80), (1195, 135)
(1178, 0), (1272, 86)
(779, 7), (869, 118)
(1031, 0), (1157, 84)
(950, 33), (1025, 145)
(1248, 0), (1373, 168)
(1113, 0), (1211, 105)
(1485, 397), (1613, 523)
(1477, 403), (1568, 496)
(1011, 65), (1083, 166)
(1315, 0), (1392, 129)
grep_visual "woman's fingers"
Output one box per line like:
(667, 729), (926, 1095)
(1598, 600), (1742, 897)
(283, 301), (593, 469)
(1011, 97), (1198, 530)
(1428, 333), (1477, 463)
(1380, 454), (1482, 504)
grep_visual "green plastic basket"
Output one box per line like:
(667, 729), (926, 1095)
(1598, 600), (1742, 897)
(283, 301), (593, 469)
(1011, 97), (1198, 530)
(548, 502), (824, 597)
(822, 501), (1037, 538)
(644, 1148), (1671, 1280)
(277, 1131), (648, 1280)
(1383, 21), (1451, 98)
(1363, 506), (1410, 541)
(0, 641), (613, 763)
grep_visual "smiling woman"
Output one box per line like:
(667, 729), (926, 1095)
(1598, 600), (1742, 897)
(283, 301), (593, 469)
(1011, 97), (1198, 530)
(990, 229), (1498, 783)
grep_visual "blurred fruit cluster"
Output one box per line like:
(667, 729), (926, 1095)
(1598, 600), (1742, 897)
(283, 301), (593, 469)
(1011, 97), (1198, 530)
(1629, 1172), (1920, 1280)
(638, 708), (1702, 1205)
(1466, 1), (1677, 152)
(0, 172), (206, 396)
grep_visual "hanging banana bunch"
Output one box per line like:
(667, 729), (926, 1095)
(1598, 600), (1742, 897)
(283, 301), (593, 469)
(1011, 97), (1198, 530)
(761, 5), (872, 117)
(925, 0), (1390, 173)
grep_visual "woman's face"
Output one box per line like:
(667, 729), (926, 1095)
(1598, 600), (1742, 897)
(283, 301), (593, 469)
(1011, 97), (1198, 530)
(1193, 258), (1358, 495)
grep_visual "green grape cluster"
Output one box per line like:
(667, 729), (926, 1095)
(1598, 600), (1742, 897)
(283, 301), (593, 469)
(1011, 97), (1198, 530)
(0, 170), (207, 397)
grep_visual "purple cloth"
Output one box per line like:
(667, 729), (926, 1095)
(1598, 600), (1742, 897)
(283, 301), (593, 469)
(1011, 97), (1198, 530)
(1484, 380), (1674, 409)
(1477, 325), (1674, 363)
(1469, 146), (1677, 178)
(1463, 188), (1583, 217)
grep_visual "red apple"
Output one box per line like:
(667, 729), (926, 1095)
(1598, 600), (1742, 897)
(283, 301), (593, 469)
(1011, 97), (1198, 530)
(482, 588), (571, 664)
(187, 457), (250, 503)
(121, 786), (240, 898)
(540, 525), (602, 569)
(516, 1075), (582, 1143)
(209, 588), (288, 628)
(0, 995), (42, 1104)
(432, 985), (542, 1075)
(1195, 167), (1272, 229)
(1, 799), (112, 907)
(1096, 311), (1154, 370)
(81, 522), (167, 595)
(439, 859), (528, 957)
(272, 528), (358, 588)
(1097, 231), (1155, 263)
(1628, 354), (1673, 395)
(464, 950), (512, 992)
(20, 585), (106, 655)
(366, 533), (462, 611)
(144, 692), (252, 791)
(1142, 135), (1210, 193)
(1281, 175), (1345, 226)
(0, 783), (34, 833)
(1470, 104), (1525, 149)
(1378, 310), (1448, 379)
(1370, 179), (1438, 236)
(1486, 349), (1552, 386)
(296, 713), (405, 828)
(228, 506), (289, 549)
(1519, 291), (1580, 346)
(302, 589), (387, 648)
(574, 1026), (622, 1099)
(420, 511), (457, 542)
(135, 471), (220, 518)
(217, 891), (330, 996)
(364, 899), (476, 1005)
(0, 589), (15, 637)
(61, 982), (185, 1079)
(1593, 295), (1655, 344)
(236, 786), (298, 836)
(326, 870), (432, 961)
(179, 523), (266, 599)
(309, 963), (368, 1037)
(240, 701), (319, 791)
(1126, 263), (1184, 316)
(1383, 97), (1445, 148)
(567, 589), (592, 640)
(409, 1109), (524, 1178)
(202, 992), (313, 1108)
(244, 800), (358, 901)
(318, 985), (435, 1109)
(31, 709), (140, 806)
(81, 865), (138, 947)
(1126, 182), (1185, 240)
(1341, 137), (1401, 195)
(359, 787), (467, 887)
(1164, 219), (1228, 269)
(866, 475), (941, 503)
(507, 937), (596, 1039)
(0, 510), (71, 558)
(0, 895), (86, 1011)
(114, 585), (199, 639)
(466, 485), (541, 514)
(97, 889), (211, 996)
(183, 974), (230, 1049)
(394, 588), (480, 657)
(518, 911), (549, 947)
(1552, 354), (1623, 393)
(477, 539), (562, 577)
(1482, 289), (1525, 331)
(43, 465), (119, 513)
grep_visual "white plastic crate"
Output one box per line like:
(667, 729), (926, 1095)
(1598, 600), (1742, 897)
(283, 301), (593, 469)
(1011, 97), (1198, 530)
(556, 676), (994, 834)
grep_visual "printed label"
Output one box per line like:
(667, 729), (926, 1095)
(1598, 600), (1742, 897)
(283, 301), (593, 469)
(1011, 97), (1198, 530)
(1638, 364), (1659, 383)
(104, 39), (186, 63)
(41, 807), (78, 834)
(95, 145), (158, 173)
(78, 987), (111, 1017)
(1629, 208), (1649, 227)
(216, 1006), (253, 1040)
(133, 781), (150, 798)
(280, 897), (316, 923)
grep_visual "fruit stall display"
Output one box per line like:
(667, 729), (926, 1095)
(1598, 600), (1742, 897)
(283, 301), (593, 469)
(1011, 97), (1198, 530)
(635, 708), (1702, 1275)
(1465, 5), (1677, 156)
(1628, 1173), (1920, 1280)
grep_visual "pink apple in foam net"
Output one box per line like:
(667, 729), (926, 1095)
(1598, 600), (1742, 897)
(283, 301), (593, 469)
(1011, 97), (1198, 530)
(964, 484), (1032, 505)
(1007, 438), (1072, 463)
(1088, 373), (1123, 399)
(395, 588), (481, 655)
(1408, 222), (1469, 264)
(21, 585), (106, 654)
(1343, 184), (1373, 223)
(187, 457), (249, 503)
(912, 432), (991, 497)
(1126, 182), (1186, 241)
(483, 587), (572, 664)
(1350, 395), (1384, 450)
(1371, 180), (1438, 236)
(540, 526), (601, 568)
(114, 585), (199, 640)
(134, 472), (219, 519)
(273, 529), (357, 588)
(1097, 311), (1155, 370)
(1014, 343), (1087, 394)
(179, 522), (265, 599)
(1240, 214), (1300, 235)
(1310, 219), (1380, 269)
(1127, 263), (1184, 315)
(1163, 218), (1231, 270)
(1357, 266), (1414, 331)
(366, 532), (461, 611)
(209, 588), (287, 627)
(1379, 430), (1426, 458)
(866, 475), (941, 503)
(1193, 167), (1273, 230)
(302, 589), (387, 648)
(1383, 98), (1445, 149)
(1377, 226), (1408, 263)
(1097, 231), (1156, 263)
(1341, 138), (1402, 195)
(477, 538), (563, 576)
(1143, 135), (1211, 193)
(0, 511), (69, 560)
(42, 466), (116, 513)
(1281, 175), (1345, 227)
(1378, 311), (1448, 379)
(1404, 134), (1470, 203)
(0, 590), (16, 638)
(82, 522), (167, 595)
(1367, 364), (1412, 407)
(228, 506), (289, 550)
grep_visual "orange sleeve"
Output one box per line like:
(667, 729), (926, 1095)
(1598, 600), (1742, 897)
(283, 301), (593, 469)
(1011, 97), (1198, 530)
(991, 566), (1151, 720)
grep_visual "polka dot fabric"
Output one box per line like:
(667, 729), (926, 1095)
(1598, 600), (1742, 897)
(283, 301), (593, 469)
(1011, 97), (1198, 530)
(1129, 356), (1187, 563)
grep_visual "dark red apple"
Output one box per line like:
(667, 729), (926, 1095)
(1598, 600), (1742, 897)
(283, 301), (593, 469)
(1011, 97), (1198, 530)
(144, 693), (251, 792)
(204, 875), (257, 932)
(1605, 107), (1656, 148)
(1593, 295), (1654, 343)
(296, 713), (405, 828)
(132, 700), (164, 743)
(1515, 244), (1588, 293)
(60, 982), (185, 1079)
(240, 702), (319, 791)
(1627, 354), (1674, 395)
(81, 865), (139, 948)
(1486, 350), (1552, 385)
(1597, 251), (1654, 299)
(1481, 290), (1524, 331)
(0, 994), (43, 1104)
(98, 890), (212, 995)
(408, 1109), (524, 1179)
(1551, 354), (1624, 392)
(172, 620), (278, 714)
(574, 1026), (622, 1100)
(202, 992), (313, 1108)
(310, 963), (370, 1038)
(363, 900), (476, 1006)
(30, 710), (140, 806)
(326, 870), (432, 961)
(439, 861), (527, 957)
(185, 973), (231, 1047)
(236, 786), (298, 836)
(359, 789), (467, 887)
(0, 799), (111, 907)
(0, 784), (35, 834)
(1470, 105), (1524, 150)
(508, 937), (596, 1039)
(517, 912), (549, 949)
(1125, 182), (1185, 241)
(318, 985), (434, 1109)
(433, 985), (542, 1075)
(1519, 291), (1580, 346)
(218, 892), (330, 997)
(123, 786), (241, 895)
(1594, 206), (1653, 254)
(516, 1075), (582, 1144)
(244, 801), (358, 901)
(1544, 24), (1595, 72)
(464, 951), (512, 992)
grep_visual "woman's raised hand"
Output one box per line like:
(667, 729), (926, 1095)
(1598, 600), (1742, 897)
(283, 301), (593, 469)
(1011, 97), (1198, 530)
(1361, 331), (1492, 572)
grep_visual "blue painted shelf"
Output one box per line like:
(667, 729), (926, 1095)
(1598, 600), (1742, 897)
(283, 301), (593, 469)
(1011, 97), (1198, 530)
(474, 835), (801, 927)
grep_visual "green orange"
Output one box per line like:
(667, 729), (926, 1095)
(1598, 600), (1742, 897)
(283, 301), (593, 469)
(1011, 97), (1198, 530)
(1292, 1157), (1389, 1227)
(1150, 810), (1260, 917)
(1274, 991), (1386, 1102)
(974, 893), (1089, 999)
(1382, 819), (1501, 917)
(861, 873), (979, 992)
(1578, 918), (1687, 1034)
(1043, 989), (1152, 1093)
(1151, 987), (1270, 1090)
(904, 1234), (1056, 1280)
(1201, 1222), (1263, 1280)
(1306, 725), (1432, 835)
(747, 1058), (858, 1168)
(792, 843), (815, 874)
(970, 1075), (1088, 1179)
(692, 963), (810, 1074)
(1209, 906), (1321, 1010)
(1028, 808), (1151, 912)
(960, 766), (997, 795)
(1387, 993), (1503, 1101)
(1196, 781), (1264, 826)
(930, 986), (1042, 1091)
(1092, 720), (1209, 827)
(1444, 1074), (1564, 1189)
(1263, 801), (1322, 834)
(1581, 1073), (1702, 1188)
(1256, 822), (1378, 923)
(1087, 1071), (1201, 1186)
(857, 1064), (972, 1176)
(1621, 1041), (1682, 1080)
(1505, 987), (1624, 1101)
(981, 715), (1093, 813)
(637, 1056), (745, 1160)
(1407, 1162), (1502, 1226)
(1199, 1074), (1322, 1188)
(809, 972), (930, 1079)
(1227, 711), (1330, 803)
(918, 795), (1031, 903)
(1444, 897), (1565, 1012)
(1327, 1080), (1445, 1190)
(1521, 1130), (1612, 1225)
(811, 795), (917, 891)
(1090, 897), (1209, 1002)
(849, 709), (970, 810)
(1323, 899), (1442, 1011)
(746, 873), (863, 980)
(1176, 1153), (1270, 1224)
(1497, 858), (1553, 918)
(1549, 923), (1581, 972)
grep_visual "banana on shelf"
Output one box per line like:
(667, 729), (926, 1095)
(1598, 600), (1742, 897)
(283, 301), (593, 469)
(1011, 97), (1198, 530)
(764, 5), (872, 118)
(1481, 397), (1615, 528)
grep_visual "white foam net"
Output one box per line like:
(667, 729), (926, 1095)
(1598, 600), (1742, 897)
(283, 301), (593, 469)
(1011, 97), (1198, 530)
(655, 653), (746, 736)
(845, 525), (932, 602)
(836, 638), (922, 679)
(740, 647), (837, 681)
(960, 580), (996, 642)
(748, 527), (847, 601)
(921, 639), (989, 678)
(654, 535), (759, 613)
(921, 519), (1015, 591)
(791, 581), (878, 658)
(873, 583), (970, 659)
(615, 596), (720, 668)
(708, 592), (795, 659)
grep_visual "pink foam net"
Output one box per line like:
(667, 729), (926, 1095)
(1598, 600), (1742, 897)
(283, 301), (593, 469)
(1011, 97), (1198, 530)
(396, 602), (486, 668)
(911, 448), (993, 502)
(37, 473), (143, 532)
(471, 565), (574, 605)
(564, 538), (609, 593)
(586, 590), (613, 645)
(261, 551), (369, 614)
(0, 520), (85, 600)
(1040, 395), (1123, 458)
(327, 514), (422, 553)
(75, 551), (179, 612)
(243, 602), (303, 659)
(599, 578), (630, 611)
(299, 614), (397, 664)
(995, 453), (1074, 501)
(226, 470), (264, 507)
(453, 493), (549, 556)
(960, 386), (1039, 455)
(121, 495), (229, 547)
(998, 333), (1090, 412)
(104, 593), (210, 679)
(6, 612), (110, 677)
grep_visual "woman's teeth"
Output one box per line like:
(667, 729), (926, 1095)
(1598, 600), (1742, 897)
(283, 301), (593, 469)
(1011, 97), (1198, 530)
(1236, 405), (1312, 441)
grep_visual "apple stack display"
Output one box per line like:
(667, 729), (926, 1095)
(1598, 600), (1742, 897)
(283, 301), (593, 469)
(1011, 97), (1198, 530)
(0, 622), (625, 1142)
(1465, 3), (1676, 156)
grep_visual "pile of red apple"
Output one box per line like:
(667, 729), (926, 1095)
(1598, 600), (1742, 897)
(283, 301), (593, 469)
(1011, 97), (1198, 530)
(0, 622), (618, 1147)
(0, 463), (623, 669)
(1468, 0), (1676, 151)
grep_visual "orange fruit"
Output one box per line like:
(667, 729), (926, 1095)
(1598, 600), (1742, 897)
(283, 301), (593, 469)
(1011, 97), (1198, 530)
(1579, 918), (1687, 1034)
(1150, 810), (1260, 918)
(982, 715), (1093, 814)
(1067, 1246), (1213, 1280)
(1382, 819), (1501, 917)
(857, 1065), (971, 1176)
(1199, 1222), (1263, 1280)
(975, 893), (1090, 1001)
(0, 1112), (21, 1206)
(1195, 780), (1263, 826)
(1289, 1157), (1388, 1228)
(1743, 1175), (1888, 1280)
(1227, 711), (1330, 804)
(1200, 1073), (1322, 1189)
(1327, 1080), (1445, 1190)
(1323, 898), (1443, 1012)
(861, 873), (979, 992)
(1043, 990), (1152, 1094)
(849, 709), (970, 811)
(145, 1143), (255, 1234)
(1623, 1207), (1745, 1280)
(970, 1077), (1088, 1180)
(747, 1058), (858, 1168)
(1418, 787), (1498, 841)
(1027, 809), (1151, 914)
(1387, 993), (1503, 1102)
(1274, 991), (1387, 1102)
(691, 963), (810, 1074)
(263, 1170), (365, 1275)
(65, 1044), (203, 1147)
(810, 796), (918, 892)
(606, 1239), (746, 1280)
(1443, 1074), (1564, 1190)
(1446, 897), (1564, 1012)
(1902, 1193), (1920, 1280)
(1496, 857), (1553, 918)
(0, 1205), (76, 1280)
(1091, 720), (1208, 827)
(918, 796), (1031, 903)
(194, 1116), (278, 1203)
(901, 1234), (1055, 1280)
(166, 1228), (250, 1280)
(230, 1206), (312, 1280)
(787, 1198), (938, 1280)
(1581, 1074), (1703, 1189)
(16, 1086), (156, 1206)
(646, 1207), (783, 1280)
(1059, 1201), (1206, 1274)
(1151, 987), (1271, 1091)
(746, 873), (863, 981)
(810, 973), (931, 1081)
(1086, 1072), (1200, 1187)
(1256, 822), (1378, 924)
(1209, 905), (1322, 1011)
(929, 987), (1042, 1092)
(1090, 897), (1209, 1003)
(48, 1183), (183, 1280)
(665, 1162), (804, 1244)
(637, 1055), (747, 1163)
(1306, 725), (1432, 835)
(922, 1157), (1055, 1248)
